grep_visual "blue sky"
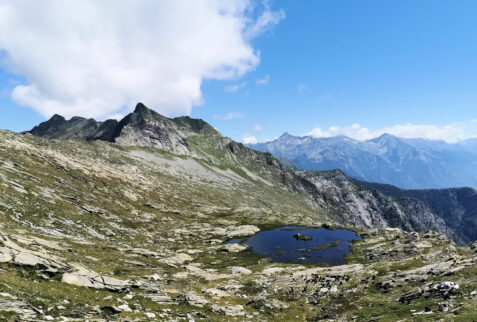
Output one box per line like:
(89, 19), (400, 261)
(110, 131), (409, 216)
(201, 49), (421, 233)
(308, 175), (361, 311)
(1, 1), (477, 143)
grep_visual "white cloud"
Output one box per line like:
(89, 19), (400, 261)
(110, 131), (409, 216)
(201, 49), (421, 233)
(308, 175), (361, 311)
(307, 121), (477, 143)
(213, 111), (244, 121)
(253, 124), (263, 132)
(244, 6), (285, 39)
(298, 83), (307, 94)
(0, 1), (284, 119)
(224, 82), (247, 93)
(242, 132), (257, 144)
(256, 74), (270, 85)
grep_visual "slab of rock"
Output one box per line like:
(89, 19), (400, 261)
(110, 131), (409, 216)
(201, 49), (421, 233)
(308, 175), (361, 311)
(229, 266), (252, 275)
(186, 265), (231, 281)
(217, 244), (248, 253)
(0, 248), (13, 262)
(0, 299), (37, 321)
(177, 292), (209, 307)
(226, 225), (259, 238)
(203, 288), (228, 298)
(159, 253), (193, 266)
(211, 304), (245, 316)
(62, 267), (130, 292)
(141, 294), (175, 305)
(0, 232), (69, 273)
(260, 267), (285, 276)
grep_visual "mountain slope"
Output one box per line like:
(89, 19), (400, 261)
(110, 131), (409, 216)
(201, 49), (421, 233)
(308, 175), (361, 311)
(361, 181), (477, 244)
(249, 133), (477, 189)
(0, 106), (474, 320)
(27, 103), (460, 241)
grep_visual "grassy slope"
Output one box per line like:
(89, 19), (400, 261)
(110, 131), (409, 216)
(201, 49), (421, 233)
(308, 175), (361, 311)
(0, 130), (476, 321)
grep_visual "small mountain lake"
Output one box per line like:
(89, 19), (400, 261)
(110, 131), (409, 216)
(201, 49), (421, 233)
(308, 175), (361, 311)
(224, 226), (362, 265)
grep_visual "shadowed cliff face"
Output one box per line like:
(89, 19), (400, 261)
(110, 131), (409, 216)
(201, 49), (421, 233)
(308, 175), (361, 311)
(26, 103), (475, 244)
(28, 114), (118, 142)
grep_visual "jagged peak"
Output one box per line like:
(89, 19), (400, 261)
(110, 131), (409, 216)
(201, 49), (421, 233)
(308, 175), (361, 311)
(49, 114), (66, 122)
(134, 102), (149, 114)
(279, 132), (295, 139)
(371, 133), (400, 142)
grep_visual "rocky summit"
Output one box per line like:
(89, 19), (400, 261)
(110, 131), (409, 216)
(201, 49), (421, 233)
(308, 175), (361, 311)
(0, 103), (475, 321)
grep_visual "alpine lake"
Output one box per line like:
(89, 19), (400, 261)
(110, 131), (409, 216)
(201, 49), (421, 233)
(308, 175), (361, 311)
(225, 226), (362, 265)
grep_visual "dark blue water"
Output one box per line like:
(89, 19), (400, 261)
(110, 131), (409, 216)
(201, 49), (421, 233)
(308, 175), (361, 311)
(224, 226), (361, 265)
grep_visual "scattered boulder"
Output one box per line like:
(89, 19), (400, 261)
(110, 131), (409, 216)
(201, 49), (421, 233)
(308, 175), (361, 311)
(399, 287), (423, 304)
(0, 299), (38, 320)
(211, 304), (245, 316)
(177, 292), (209, 307)
(62, 267), (131, 292)
(430, 282), (459, 299)
(0, 232), (69, 274)
(247, 296), (289, 311)
(260, 267), (285, 276)
(226, 225), (259, 238)
(399, 282), (460, 303)
(217, 243), (248, 253)
(203, 288), (228, 298)
(159, 253), (193, 266)
(229, 266), (252, 275)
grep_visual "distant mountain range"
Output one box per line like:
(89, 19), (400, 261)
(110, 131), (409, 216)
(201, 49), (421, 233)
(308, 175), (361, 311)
(249, 133), (477, 189)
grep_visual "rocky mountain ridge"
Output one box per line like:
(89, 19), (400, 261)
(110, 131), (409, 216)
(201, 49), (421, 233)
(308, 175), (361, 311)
(249, 132), (477, 189)
(29, 103), (220, 157)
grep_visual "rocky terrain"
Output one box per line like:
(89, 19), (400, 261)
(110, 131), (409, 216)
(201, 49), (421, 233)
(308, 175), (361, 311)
(249, 132), (477, 189)
(0, 104), (475, 320)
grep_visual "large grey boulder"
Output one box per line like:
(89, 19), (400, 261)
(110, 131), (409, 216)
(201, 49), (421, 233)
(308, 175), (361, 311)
(62, 266), (131, 292)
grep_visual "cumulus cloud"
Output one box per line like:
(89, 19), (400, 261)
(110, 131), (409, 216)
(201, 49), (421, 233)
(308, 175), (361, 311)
(242, 132), (258, 144)
(307, 122), (477, 143)
(0, 0), (284, 119)
(256, 74), (270, 85)
(213, 111), (244, 121)
(224, 82), (247, 93)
